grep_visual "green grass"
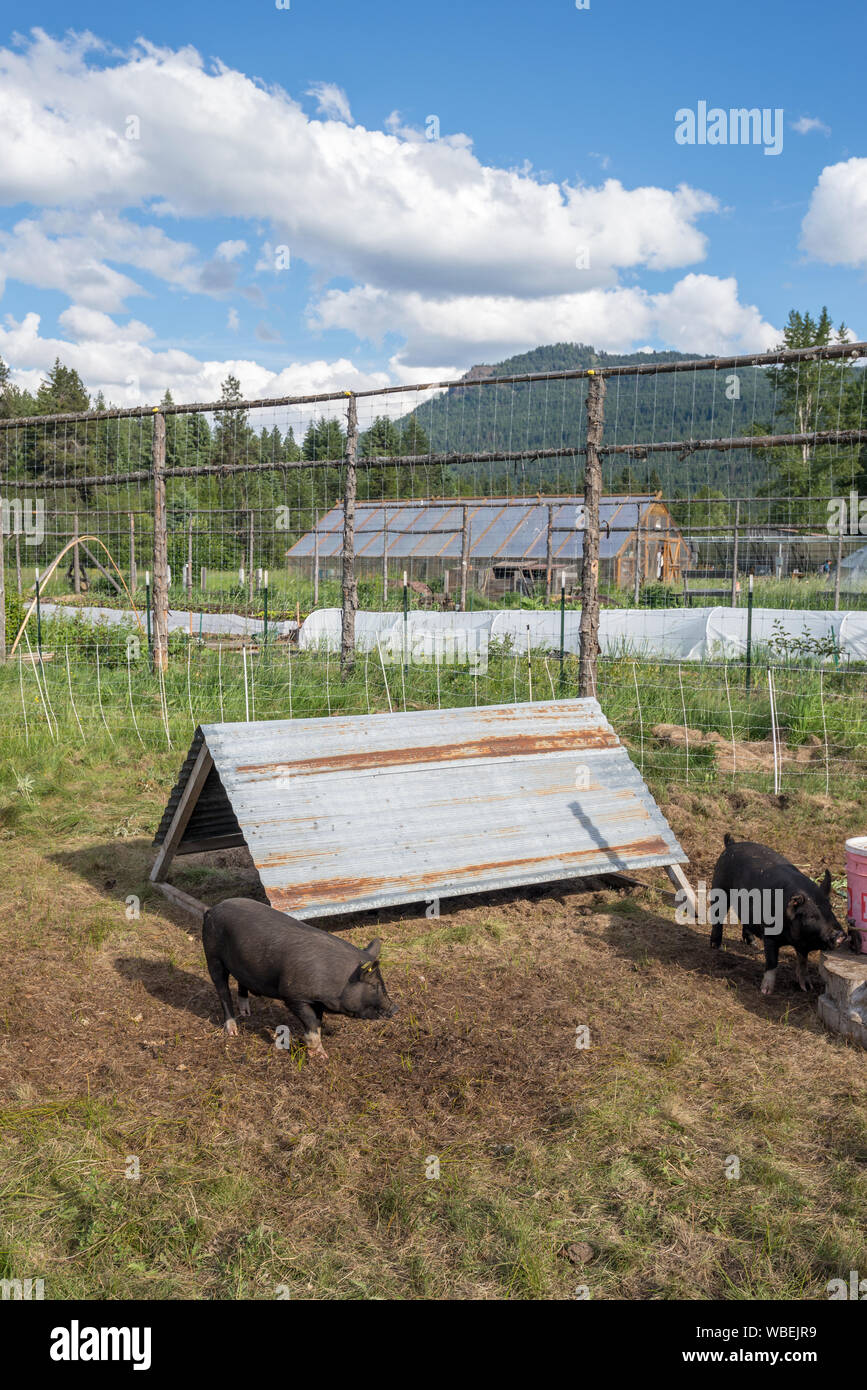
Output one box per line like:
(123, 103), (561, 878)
(2, 621), (867, 800)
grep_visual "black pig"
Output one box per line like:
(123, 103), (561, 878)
(709, 834), (848, 995)
(202, 897), (397, 1059)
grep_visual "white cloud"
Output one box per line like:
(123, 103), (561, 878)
(0, 209), (212, 310)
(0, 33), (785, 386)
(227, 307), (240, 331)
(0, 309), (394, 405)
(311, 274), (778, 369)
(216, 239), (248, 261)
(59, 304), (154, 343)
(791, 116), (831, 136)
(305, 81), (353, 124)
(801, 158), (867, 267)
(0, 33), (717, 304)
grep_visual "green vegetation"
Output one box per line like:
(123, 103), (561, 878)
(3, 616), (867, 793)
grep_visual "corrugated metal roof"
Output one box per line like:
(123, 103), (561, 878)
(152, 699), (687, 920)
(287, 495), (671, 563)
(153, 727), (243, 850)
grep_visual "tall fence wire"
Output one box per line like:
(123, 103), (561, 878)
(1, 340), (866, 793)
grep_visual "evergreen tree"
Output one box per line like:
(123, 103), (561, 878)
(162, 389), (189, 470)
(754, 308), (854, 516)
(838, 364), (867, 497)
(361, 415), (403, 458)
(213, 374), (254, 466)
(283, 425), (301, 462)
(0, 356), (33, 420)
(213, 374), (257, 564)
(302, 415), (345, 460)
(28, 359), (91, 483)
(400, 418), (431, 456)
(186, 410), (213, 458)
(35, 359), (89, 414)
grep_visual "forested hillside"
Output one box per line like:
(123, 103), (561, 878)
(397, 337), (865, 501)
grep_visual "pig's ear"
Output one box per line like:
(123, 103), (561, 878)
(786, 892), (805, 919)
(817, 869), (832, 897)
(364, 938), (382, 962)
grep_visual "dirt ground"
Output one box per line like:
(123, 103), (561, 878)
(1, 763), (865, 1300)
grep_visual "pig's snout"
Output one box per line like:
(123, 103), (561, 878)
(830, 927), (849, 950)
(386, 1002), (399, 1018)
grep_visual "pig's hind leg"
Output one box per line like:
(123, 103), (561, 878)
(760, 937), (780, 996)
(237, 984), (251, 1017)
(206, 955), (239, 1036)
(709, 873), (728, 949)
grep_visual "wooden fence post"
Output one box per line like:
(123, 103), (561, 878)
(15, 533), (21, 595)
(834, 508), (844, 612)
(579, 372), (605, 698)
(152, 410), (169, 672)
(341, 394), (359, 675)
(382, 514), (388, 605)
(633, 503), (641, 605)
(459, 505), (470, 611)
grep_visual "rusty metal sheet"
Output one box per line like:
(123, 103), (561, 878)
(157, 699), (686, 920)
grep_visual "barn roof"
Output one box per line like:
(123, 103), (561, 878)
(151, 698), (687, 921)
(286, 495), (675, 563)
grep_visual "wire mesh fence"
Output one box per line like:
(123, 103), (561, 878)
(2, 339), (866, 793)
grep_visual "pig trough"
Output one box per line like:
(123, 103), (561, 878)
(150, 698), (694, 923)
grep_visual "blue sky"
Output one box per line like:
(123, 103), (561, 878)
(0, 0), (864, 404)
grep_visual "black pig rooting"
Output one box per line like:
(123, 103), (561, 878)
(202, 897), (397, 1057)
(709, 835), (848, 995)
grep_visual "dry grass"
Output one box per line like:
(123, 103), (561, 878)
(0, 743), (865, 1300)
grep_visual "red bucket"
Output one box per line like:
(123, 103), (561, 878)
(845, 836), (867, 953)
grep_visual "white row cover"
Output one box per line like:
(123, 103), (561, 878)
(300, 606), (867, 663)
(41, 603), (298, 638)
